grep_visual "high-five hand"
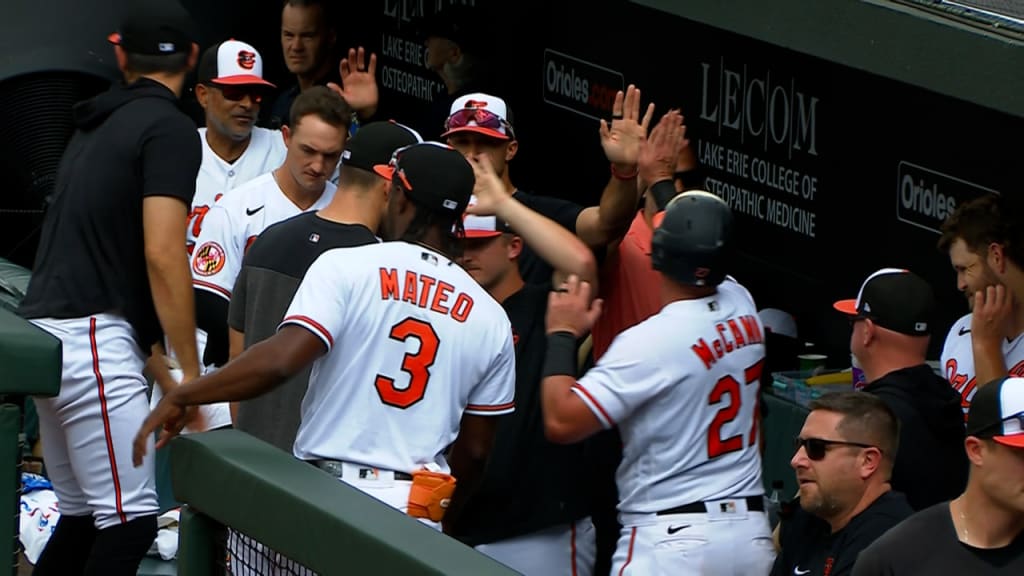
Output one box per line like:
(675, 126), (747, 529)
(546, 275), (603, 338)
(600, 84), (655, 167)
(466, 153), (511, 216)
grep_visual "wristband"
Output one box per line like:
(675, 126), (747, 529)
(610, 163), (639, 180)
(542, 331), (578, 379)
(649, 179), (678, 211)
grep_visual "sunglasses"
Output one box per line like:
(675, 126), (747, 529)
(793, 436), (876, 461)
(209, 84), (265, 104)
(445, 108), (513, 138)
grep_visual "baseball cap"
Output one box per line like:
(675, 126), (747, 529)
(107, 0), (198, 56)
(461, 195), (513, 239)
(197, 40), (275, 87)
(373, 142), (475, 218)
(966, 377), (1024, 448)
(341, 121), (423, 173)
(832, 268), (935, 336)
(442, 93), (515, 141)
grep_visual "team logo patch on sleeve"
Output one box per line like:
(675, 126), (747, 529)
(192, 242), (226, 276)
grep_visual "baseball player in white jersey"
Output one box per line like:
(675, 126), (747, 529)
(136, 142), (515, 533)
(187, 39), (285, 254)
(540, 191), (774, 575)
(938, 193), (1024, 418)
(162, 86), (349, 431)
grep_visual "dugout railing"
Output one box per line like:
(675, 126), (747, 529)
(0, 306), (61, 575)
(170, 429), (520, 575)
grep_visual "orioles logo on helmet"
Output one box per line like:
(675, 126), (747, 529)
(237, 50), (256, 70)
(465, 99), (489, 109)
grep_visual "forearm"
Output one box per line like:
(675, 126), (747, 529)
(973, 338), (1008, 387)
(144, 344), (177, 396)
(497, 199), (598, 286)
(147, 252), (200, 378)
(593, 174), (640, 243)
(174, 337), (300, 406)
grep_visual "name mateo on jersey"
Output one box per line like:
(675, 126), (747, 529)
(379, 268), (475, 323)
(691, 315), (764, 369)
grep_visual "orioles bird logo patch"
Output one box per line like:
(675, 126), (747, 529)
(466, 99), (489, 109)
(237, 50), (256, 70)
(192, 242), (226, 276)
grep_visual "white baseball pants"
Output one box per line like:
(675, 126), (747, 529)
(613, 498), (775, 575)
(30, 314), (157, 529)
(475, 516), (597, 576)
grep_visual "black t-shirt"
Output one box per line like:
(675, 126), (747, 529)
(772, 491), (913, 576)
(863, 365), (968, 511)
(450, 283), (591, 546)
(264, 69), (344, 129)
(513, 190), (584, 286)
(19, 78), (201, 348)
(852, 502), (1024, 575)
(228, 212), (378, 452)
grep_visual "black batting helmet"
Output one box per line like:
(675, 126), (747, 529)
(651, 190), (734, 287)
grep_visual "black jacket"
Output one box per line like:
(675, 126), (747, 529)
(864, 364), (968, 510)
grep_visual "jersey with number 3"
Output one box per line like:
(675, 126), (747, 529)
(941, 312), (1024, 419)
(573, 278), (766, 514)
(282, 241), (516, 473)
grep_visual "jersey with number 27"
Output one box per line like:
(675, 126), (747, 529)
(282, 241), (516, 474)
(573, 278), (767, 514)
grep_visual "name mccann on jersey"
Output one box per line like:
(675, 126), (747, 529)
(379, 268), (475, 323)
(691, 314), (765, 370)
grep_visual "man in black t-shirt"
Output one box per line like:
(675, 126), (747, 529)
(228, 120), (422, 453)
(832, 268), (968, 510)
(442, 91), (648, 287)
(447, 154), (600, 575)
(17, 3), (202, 574)
(853, 376), (1024, 575)
(772, 391), (913, 576)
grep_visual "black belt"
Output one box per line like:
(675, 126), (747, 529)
(656, 496), (764, 516)
(310, 460), (413, 481)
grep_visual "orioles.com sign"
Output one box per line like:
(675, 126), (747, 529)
(542, 49), (624, 121)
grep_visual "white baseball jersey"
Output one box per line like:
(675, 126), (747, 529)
(941, 312), (1024, 418)
(191, 171), (336, 300)
(573, 278), (766, 514)
(187, 126), (287, 253)
(282, 241), (516, 474)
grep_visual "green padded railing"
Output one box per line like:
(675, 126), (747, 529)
(0, 304), (61, 576)
(170, 430), (521, 575)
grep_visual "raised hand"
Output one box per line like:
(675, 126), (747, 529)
(546, 275), (604, 338)
(599, 84), (655, 167)
(329, 46), (379, 119)
(638, 110), (687, 187)
(971, 284), (1015, 345)
(466, 153), (511, 216)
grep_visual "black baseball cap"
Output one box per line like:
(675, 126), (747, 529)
(966, 377), (1024, 448)
(107, 0), (198, 56)
(342, 121), (423, 173)
(833, 268), (936, 336)
(373, 142), (474, 218)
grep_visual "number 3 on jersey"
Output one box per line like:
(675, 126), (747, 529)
(707, 359), (764, 459)
(375, 318), (439, 409)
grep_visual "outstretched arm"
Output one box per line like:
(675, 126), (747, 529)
(133, 326), (325, 465)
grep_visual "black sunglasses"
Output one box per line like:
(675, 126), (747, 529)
(793, 436), (876, 461)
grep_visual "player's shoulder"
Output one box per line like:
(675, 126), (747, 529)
(249, 126), (286, 150)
